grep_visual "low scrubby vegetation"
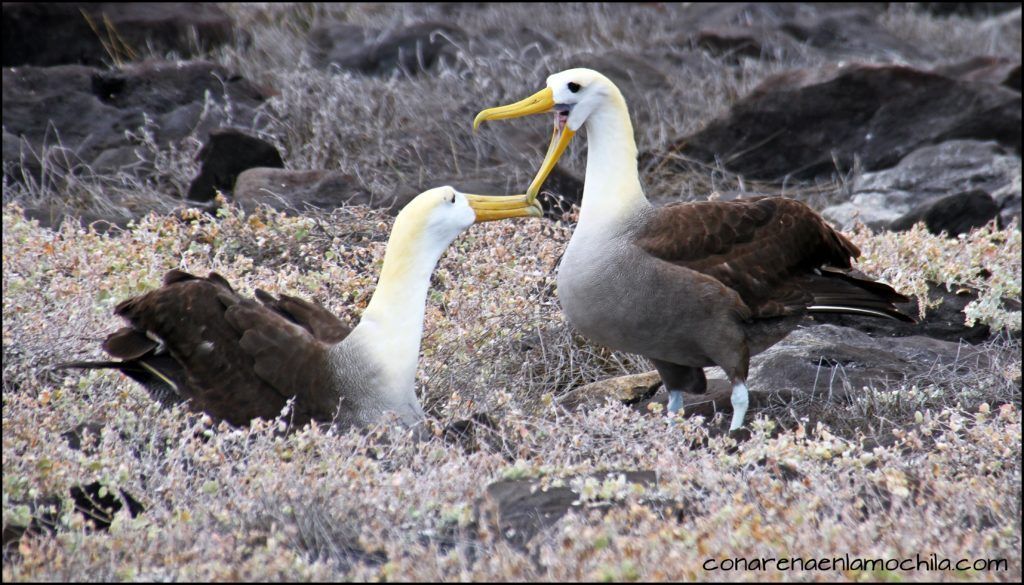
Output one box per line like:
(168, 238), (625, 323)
(3, 2), (1021, 581)
(4, 199), (1021, 580)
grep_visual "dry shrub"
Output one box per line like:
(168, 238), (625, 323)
(850, 221), (1022, 332)
(4, 198), (1021, 580)
(4, 3), (1022, 581)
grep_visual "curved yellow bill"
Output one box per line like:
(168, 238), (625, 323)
(526, 125), (574, 200)
(474, 86), (576, 203)
(473, 87), (554, 130)
(466, 193), (543, 223)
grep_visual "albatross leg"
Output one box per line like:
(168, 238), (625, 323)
(651, 360), (706, 417)
(730, 380), (750, 431)
(667, 390), (684, 414)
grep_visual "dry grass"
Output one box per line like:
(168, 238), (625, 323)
(3, 3), (1022, 581)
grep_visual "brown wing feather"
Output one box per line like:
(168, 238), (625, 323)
(635, 197), (910, 320)
(102, 271), (352, 426)
(254, 289), (352, 344)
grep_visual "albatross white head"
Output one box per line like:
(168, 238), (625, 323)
(367, 186), (543, 318)
(349, 186), (541, 417)
(473, 68), (641, 215)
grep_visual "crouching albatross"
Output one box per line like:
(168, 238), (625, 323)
(66, 187), (541, 430)
(474, 68), (913, 431)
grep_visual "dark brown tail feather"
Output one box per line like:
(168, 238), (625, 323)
(56, 355), (186, 407)
(101, 328), (158, 360)
(806, 271), (915, 322)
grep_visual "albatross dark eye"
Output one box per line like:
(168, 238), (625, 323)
(568, 82), (581, 93)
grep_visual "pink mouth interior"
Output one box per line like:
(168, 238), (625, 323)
(555, 110), (568, 133)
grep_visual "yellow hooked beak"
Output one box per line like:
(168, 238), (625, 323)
(474, 87), (577, 202)
(465, 193), (543, 223)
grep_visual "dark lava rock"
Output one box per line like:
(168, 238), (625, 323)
(310, 21), (465, 76)
(678, 3), (924, 63)
(822, 140), (1020, 230)
(647, 64), (1021, 181)
(440, 413), (508, 455)
(776, 9), (928, 61)
(574, 307), (1014, 425)
(187, 129), (284, 202)
(232, 168), (391, 213)
(2, 3), (234, 68)
(740, 324), (1013, 400)
(69, 481), (145, 531)
(3, 482), (144, 552)
(61, 421), (107, 454)
(536, 166), (584, 221)
(889, 189), (1001, 236)
(479, 471), (659, 548)
(308, 23), (370, 69)
(1005, 64), (1022, 93)
(89, 145), (148, 175)
(2, 493), (61, 552)
(2, 129), (41, 180)
(3, 60), (270, 184)
(693, 27), (772, 61)
(917, 3), (1022, 17)
(90, 60), (268, 141)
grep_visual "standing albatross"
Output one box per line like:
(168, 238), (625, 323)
(66, 187), (541, 429)
(474, 68), (913, 431)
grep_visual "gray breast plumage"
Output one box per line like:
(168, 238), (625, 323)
(556, 213), (745, 369)
(329, 336), (425, 429)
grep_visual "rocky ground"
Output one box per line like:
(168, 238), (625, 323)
(3, 3), (1022, 581)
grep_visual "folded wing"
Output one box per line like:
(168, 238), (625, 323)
(635, 197), (912, 321)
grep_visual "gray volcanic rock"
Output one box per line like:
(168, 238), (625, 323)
(308, 23), (371, 69)
(233, 168), (393, 213)
(2, 129), (39, 180)
(575, 291), (1014, 417)
(187, 129), (284, 202)
(2, 3), (234, 67)
(310, 21), (465, 76)
(648, 64), (1021, 182)
(738, 325), (1008, 401)
(479, 471), (660, 548)
(2, 60), (270, 185)
(888, 190), (1000, 236)
(90, 146), (148, 175)
(822, 140), (1021, 231)
(677, 3), (926, 63)
(918, 3), (1021, 17)
(606, 324), (1014, 421)
(776, 10), (928, 60)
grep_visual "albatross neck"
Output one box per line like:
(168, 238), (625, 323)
(354, 224), (451, 392)
(578, 95), (651, 229)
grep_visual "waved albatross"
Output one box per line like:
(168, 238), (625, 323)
(474, 68), (913, 431)
(66, 187), (541, 430)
